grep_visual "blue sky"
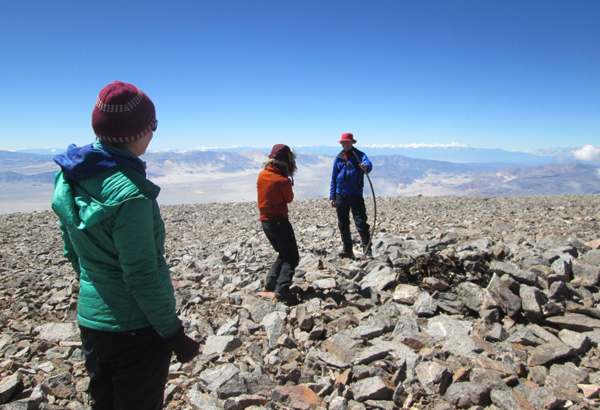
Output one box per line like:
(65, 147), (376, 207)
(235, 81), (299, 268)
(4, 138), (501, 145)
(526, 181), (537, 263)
(1, 0), (598, 154)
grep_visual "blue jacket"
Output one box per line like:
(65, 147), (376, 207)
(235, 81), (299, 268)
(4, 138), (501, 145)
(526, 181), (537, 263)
(330, 148), (372, 199)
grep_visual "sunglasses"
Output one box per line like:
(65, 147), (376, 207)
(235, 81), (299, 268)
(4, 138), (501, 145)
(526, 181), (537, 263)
(151, 118), (158, 132)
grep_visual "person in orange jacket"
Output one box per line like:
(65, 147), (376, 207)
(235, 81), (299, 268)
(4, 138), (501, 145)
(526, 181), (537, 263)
(257, 144), (300, 304)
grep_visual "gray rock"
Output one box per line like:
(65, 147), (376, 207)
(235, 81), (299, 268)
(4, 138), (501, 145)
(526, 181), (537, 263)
(353, 346), (390, 365)
(444, 382), (490, 408)
(527, 340), (575, 366)
(506, 325), (545, 346)
(415, 361), (450, 395)
(216, 316), (240, 336)
(432, 292), (464, 315)
(261, 312), (286, 348)
(350, 376), (394, 401)
(222, 394), (268, 410)
(545, 313), (600, 332)
(413, 291), (437, 317)
(33, 323), (79, 342)
(470, 368), (509, 391)
(203, 335), (243, 355)
(442, 334), (483, 359)
(490, 389), (521, 410)
(572, 261), (600, 286)
(558, 328), (591, 353)
(487, 274), (521, 317)
(582, 249), (600, 267)
(519, 285), (547, 323)
(187, 386), (224, 410)
(359, 266), (396, 291)
(0, 372), (21, 405)
(200, 363), (240, 392)
(216, 374), (248, 399)
(545, 362), (589, 396)
(392, 284), (421, 305)
(457, 282), (497, 311)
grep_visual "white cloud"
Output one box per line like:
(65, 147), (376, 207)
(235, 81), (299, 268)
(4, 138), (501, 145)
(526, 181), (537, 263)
(572, 145), (600, 162)
(362, 142), (468, 149)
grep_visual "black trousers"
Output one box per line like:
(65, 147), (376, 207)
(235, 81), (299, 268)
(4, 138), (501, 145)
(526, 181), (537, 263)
(79, 325), (172, 410)
(335, 194), (370, 244)
(261, 218), (299, 296)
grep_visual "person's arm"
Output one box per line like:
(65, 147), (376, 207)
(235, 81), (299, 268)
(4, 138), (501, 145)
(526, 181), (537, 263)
(360, 152), (372, 173)
(282, 177), (294, 203)
(58, 219), (81, 279)
(112, 198), (180, 337)
(330, 159), (338, 200)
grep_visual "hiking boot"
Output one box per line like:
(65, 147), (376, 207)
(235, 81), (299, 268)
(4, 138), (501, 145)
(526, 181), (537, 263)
(339, 241), (354, 258)
(338, 250), (355, 258)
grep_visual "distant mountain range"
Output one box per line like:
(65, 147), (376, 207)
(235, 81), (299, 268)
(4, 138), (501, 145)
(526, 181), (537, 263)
(11, 144), (569, 166)
(1, 147), (598, 215)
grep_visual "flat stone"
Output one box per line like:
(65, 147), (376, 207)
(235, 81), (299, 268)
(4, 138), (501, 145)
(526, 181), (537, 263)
(199, 363), (240, 391)
(360, 266), (396, 291)
(33, 322), (79, 342)
(203, 335), (243, 355)
(558, 328), (591, 353)
(444, 382), (490, 408)
(392, 284), (421, 305)
(0, 372), (21, 404)
(545, 313), (600, 332)
(577, 384), (600, 399)
(527, 340), (575, 366)
(442, 334), (483, 359)
(223, 394), (269, 410)
(471, 368), (509, 391)
(350, 376), (395, 401)
(490, 389), (521, 410)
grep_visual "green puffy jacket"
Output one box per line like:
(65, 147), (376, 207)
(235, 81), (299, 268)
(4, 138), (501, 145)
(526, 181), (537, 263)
(51, 143), (180, 337)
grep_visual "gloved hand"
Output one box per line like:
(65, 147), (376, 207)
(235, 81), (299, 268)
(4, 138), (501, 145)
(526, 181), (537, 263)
(166, 325), (200, 363)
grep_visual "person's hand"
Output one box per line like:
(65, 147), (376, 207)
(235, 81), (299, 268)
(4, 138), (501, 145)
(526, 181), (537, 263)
(359, 163), (367, 172)
(330, 199), (336, 207)
(166, 325), (200, 363)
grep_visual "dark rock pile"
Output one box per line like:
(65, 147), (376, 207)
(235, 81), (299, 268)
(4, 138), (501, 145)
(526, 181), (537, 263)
(1, 195), (600, 409)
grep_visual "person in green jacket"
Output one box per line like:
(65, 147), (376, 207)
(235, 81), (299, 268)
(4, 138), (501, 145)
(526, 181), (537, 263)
(52, 81), (199, 410)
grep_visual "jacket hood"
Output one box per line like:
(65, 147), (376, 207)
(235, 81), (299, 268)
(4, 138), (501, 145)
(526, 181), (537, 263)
(54, 142), (146, 180)
(52, 143), (158, 229)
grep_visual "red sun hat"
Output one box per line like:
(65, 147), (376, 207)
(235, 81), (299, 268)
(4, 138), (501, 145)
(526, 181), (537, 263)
(339, 133), (356, 143)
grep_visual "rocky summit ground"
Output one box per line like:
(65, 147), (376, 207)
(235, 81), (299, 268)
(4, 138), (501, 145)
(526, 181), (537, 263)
(1, 194), (600, 410)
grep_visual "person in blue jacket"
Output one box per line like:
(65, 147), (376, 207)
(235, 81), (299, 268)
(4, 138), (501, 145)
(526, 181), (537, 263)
(329, 133), (373, 258)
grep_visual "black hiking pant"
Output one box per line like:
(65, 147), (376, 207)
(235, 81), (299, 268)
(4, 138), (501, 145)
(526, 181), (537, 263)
(335, 194), (370, 249)
(261, 218), (299, 296)
(80, 325), (172, 410)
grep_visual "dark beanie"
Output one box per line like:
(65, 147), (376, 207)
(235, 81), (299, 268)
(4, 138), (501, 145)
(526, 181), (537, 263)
(92, 81), (156, 143)
(268, 144), (296, 177)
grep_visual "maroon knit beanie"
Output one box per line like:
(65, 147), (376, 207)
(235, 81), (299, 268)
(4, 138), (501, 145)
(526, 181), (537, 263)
(92, 81), (156, 143)
(268, 144), (296, 176)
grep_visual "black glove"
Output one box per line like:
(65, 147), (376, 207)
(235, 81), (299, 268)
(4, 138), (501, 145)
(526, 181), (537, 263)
(166, 325), (200, 363)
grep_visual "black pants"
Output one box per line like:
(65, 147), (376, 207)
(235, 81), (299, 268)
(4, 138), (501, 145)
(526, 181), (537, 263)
(261, 218), (299, 296)
(335, 194), (370, 245)
(79, 325), (172, 410)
